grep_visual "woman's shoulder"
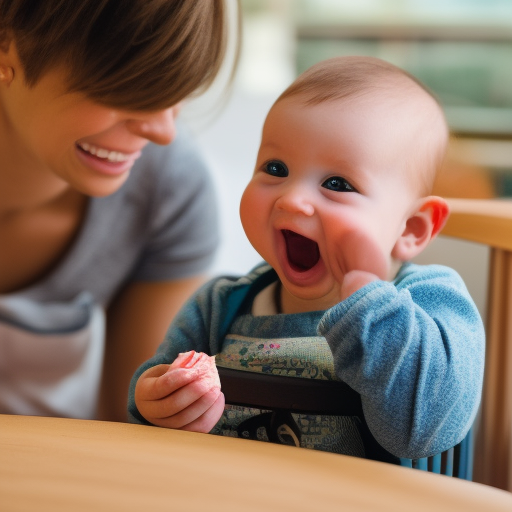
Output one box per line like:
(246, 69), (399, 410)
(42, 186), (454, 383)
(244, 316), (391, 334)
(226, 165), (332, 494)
(133, 122), (208, 181)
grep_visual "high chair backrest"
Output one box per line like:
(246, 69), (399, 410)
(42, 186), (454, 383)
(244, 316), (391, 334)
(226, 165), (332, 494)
(399, 428), (473, 479)
(217, 365), (474, 479)
(441, 198), (512, 491)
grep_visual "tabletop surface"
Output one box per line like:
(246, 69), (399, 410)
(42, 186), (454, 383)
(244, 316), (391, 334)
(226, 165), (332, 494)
(1, 414), (512, 512)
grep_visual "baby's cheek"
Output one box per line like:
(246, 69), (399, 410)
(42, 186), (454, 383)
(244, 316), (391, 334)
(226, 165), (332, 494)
(240, 184), (272, 257)
(240, 185), (260, 233)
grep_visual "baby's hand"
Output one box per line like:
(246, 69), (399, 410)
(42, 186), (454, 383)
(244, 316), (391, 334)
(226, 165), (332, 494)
(340, 270), (380, 301)
(134, 351), (224, 432)
(333, 230), (389, 301)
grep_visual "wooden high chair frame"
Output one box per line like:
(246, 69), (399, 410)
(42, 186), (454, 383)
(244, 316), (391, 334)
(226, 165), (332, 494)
(442, 198), (512, 491)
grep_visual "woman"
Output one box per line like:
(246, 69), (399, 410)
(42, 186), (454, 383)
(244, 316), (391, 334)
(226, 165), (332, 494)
(0, 0), (239, 422)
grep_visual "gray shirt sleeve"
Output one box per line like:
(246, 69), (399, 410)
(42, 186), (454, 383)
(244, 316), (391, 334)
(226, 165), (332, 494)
(130, 124), (220, 282)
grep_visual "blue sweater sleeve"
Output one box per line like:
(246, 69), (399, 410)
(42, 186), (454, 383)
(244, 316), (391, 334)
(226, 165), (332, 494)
(127, 269), (261, 424)
(127, 276), (225, 424)
(317, 263), (485, 459)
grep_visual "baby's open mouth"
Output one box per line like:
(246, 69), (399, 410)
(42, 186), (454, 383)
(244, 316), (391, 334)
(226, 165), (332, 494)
(282, 230), (320, 272)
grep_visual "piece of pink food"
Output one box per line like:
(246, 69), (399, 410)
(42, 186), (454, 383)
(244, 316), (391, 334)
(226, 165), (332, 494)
(170, 350), (221, 389)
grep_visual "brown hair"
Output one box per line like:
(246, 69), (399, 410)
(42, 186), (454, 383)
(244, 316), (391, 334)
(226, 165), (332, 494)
(0, 0), (240, 110)
(276, 56), (449, 195)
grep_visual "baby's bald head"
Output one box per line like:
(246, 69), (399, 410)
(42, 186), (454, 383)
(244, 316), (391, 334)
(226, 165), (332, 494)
(276, 56), (448, 197)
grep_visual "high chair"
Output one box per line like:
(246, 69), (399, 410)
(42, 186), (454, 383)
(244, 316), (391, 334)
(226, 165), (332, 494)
(441, 198), (512, 491)
(217, 366), (474, 479)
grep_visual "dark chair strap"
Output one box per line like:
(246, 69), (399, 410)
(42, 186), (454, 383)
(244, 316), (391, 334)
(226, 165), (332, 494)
(217, 366), (363, 416)
(217, 366), (400, 464)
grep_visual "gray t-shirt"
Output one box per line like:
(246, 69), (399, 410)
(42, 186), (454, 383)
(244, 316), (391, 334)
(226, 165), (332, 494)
(0, 125), (219, 419)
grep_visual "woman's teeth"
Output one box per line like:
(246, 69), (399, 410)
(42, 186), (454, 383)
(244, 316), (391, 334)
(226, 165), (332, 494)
(78, 142), (131, 163)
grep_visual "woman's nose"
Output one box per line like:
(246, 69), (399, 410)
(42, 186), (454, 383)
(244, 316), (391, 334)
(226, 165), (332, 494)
(125, 107), (177, 145)
(275, 186), (315, 216)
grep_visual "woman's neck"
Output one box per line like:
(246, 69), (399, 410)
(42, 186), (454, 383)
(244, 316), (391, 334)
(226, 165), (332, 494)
(0, 114), (72, 216)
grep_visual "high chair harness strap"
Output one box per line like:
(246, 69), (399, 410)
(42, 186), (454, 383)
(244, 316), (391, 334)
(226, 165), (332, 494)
(217, 366), (363, 416)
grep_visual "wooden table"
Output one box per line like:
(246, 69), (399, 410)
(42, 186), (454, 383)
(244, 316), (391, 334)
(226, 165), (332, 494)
(1, 414), (512, 512)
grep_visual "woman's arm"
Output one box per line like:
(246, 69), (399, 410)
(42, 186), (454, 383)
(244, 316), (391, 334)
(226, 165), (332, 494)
(98, 276), (206, 423)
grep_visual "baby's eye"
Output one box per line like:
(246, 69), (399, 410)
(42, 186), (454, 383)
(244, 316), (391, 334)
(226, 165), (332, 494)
(263, 160), (288, 178)
(321, 176), (356, 193)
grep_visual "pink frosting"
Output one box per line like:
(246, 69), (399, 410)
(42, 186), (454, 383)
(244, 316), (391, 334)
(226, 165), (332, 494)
(171, 351), (221, 389)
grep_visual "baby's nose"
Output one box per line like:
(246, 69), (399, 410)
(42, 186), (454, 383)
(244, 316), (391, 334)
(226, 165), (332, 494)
(276, 188), (315, 216)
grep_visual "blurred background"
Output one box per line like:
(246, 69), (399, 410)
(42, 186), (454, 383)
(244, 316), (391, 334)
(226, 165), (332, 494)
(181, 0), (512, 319)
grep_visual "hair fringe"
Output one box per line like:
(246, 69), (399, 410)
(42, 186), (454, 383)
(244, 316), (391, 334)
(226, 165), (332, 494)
(0, 0), (240, 110)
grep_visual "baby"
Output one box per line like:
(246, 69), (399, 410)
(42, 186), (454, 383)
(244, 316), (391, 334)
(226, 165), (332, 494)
(128, 56), (484, 461)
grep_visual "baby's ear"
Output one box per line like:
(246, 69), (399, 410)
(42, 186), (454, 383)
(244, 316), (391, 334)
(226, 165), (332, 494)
(391, 196), (450, 262)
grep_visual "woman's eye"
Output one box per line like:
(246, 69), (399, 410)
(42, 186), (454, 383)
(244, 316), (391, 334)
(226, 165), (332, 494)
(264, 160), (288, 178)
(322, 176), (356, 192)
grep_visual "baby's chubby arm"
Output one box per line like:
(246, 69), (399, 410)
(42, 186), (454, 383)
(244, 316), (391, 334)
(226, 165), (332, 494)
(320, 266), (484, 459)
(134, 351), (225, 432)
(128, 274), (245, 426)
(323, 230), (484, 459)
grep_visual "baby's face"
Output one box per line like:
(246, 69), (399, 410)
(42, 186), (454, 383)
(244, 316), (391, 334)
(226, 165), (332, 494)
(240, 95), (424, 312)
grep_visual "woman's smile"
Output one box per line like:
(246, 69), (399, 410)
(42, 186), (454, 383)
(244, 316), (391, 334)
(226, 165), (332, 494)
(75, 141), (143, 177)
(76, 142), (139, 163)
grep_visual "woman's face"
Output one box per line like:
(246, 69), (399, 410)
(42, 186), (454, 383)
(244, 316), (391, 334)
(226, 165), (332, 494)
(0, 48), (180, 197)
